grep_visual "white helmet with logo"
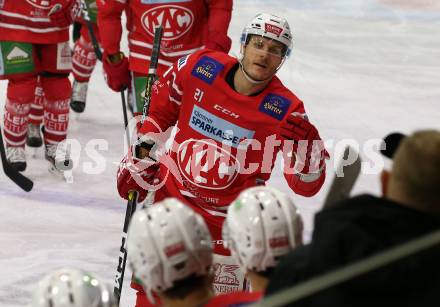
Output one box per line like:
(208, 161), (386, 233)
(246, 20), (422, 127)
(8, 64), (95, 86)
(127, 198), (212, 300)
(222, 186), (302, 273)
(32, 268), (116, 307)
(241, 13), (293, 58)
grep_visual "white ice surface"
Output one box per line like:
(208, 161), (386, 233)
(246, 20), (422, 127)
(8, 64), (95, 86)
(1, 0), (439, 306)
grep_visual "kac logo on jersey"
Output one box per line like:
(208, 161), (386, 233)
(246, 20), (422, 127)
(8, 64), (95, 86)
(177, 139), (240, 190)
(141, 5), (194, 41)
(259, 94), (292, 120)
(191, 56), (224, 85)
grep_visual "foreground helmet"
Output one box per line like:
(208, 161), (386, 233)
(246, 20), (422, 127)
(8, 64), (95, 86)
(223, 186), (302, 273)
(241, 13), (293, 60)
(127, 198), (212, 299)
(32, 268), (116, 307)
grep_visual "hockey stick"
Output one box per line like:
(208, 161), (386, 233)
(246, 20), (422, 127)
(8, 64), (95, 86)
(113, 25), (163, 304)
(322, 146), (361, 209)
(80, 0), (102, 61)
(0, 126), (33, 192)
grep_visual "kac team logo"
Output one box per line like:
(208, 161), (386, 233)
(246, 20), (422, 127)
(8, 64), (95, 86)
(177, 139), (240, 190)
(141, 5), (194, 40)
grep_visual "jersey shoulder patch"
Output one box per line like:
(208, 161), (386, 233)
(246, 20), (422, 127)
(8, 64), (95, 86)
(191, 55), (225, 85)
(258, 93), (292, 121)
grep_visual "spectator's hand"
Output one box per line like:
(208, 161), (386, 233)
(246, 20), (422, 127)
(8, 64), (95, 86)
(103, 52), (130, 92)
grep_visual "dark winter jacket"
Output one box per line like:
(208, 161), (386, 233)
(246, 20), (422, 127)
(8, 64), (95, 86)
(265, 194), (440, 307)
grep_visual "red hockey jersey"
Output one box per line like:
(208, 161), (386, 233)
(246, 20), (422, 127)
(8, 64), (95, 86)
(0, 0), (70, 44)
(139, 49), (326, 220)
(97, 0), (232, 75)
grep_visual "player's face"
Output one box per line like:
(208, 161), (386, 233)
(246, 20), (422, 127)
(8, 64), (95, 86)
(242, 36), (284, 81)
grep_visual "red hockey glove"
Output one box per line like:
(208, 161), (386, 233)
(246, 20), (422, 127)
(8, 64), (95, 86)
(48, 0), (81, 28)
(103, 52), (130, 92)
(280, 114), (329, 174)
(117, 144), (159, 203)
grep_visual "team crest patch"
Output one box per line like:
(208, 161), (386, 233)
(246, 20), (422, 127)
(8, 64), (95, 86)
(258, 94), (292, 120)
(191, 56), (224, 85)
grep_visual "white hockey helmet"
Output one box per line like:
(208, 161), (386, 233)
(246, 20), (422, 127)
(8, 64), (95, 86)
(32, 268), (116, 307)
(127, 198), (213, 299)
(222, 186), (302, 273)
(241, 13), (293, 59)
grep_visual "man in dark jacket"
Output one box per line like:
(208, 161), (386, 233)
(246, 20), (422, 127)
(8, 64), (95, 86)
(265, 130), (440, 307)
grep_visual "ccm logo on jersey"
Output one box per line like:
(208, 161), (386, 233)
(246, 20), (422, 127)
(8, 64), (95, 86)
(259, 94), (292, 120)
(177, 139), (240, 190)
(191, 56), (224, 85)
(141, 5), (194, 40)
(214, 104), (239, 119)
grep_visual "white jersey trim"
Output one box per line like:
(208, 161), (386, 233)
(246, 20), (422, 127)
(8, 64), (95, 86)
(129, 39), (204, 57)
(0, 22), (68, 33)
(0, 10), (50, 22)
(129, 51), (173, 67)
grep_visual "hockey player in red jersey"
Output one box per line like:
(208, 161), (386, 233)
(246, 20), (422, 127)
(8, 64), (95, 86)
(25, 1), (98, 150)
(222, 186), (304, 298)
(117, 13), (328, 304)
(97, 0), (232, 115)
(70, 0), (100, 113)
(0, 0), (79, 173)
(127, 198), (262, 307)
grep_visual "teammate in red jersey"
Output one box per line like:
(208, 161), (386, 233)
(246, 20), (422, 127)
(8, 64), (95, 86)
(0, 0), (79, 174)
(97, 0), (232, 115)
(117, 12), (328, 304)
(25, 0), (99, 150)
(127, 198), (262, 307)
(70, 0), (100, 114)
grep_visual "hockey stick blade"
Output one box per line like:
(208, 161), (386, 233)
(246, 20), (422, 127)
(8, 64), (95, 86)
(323, 146), (361, 209)
(0, 127), (33, 192)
